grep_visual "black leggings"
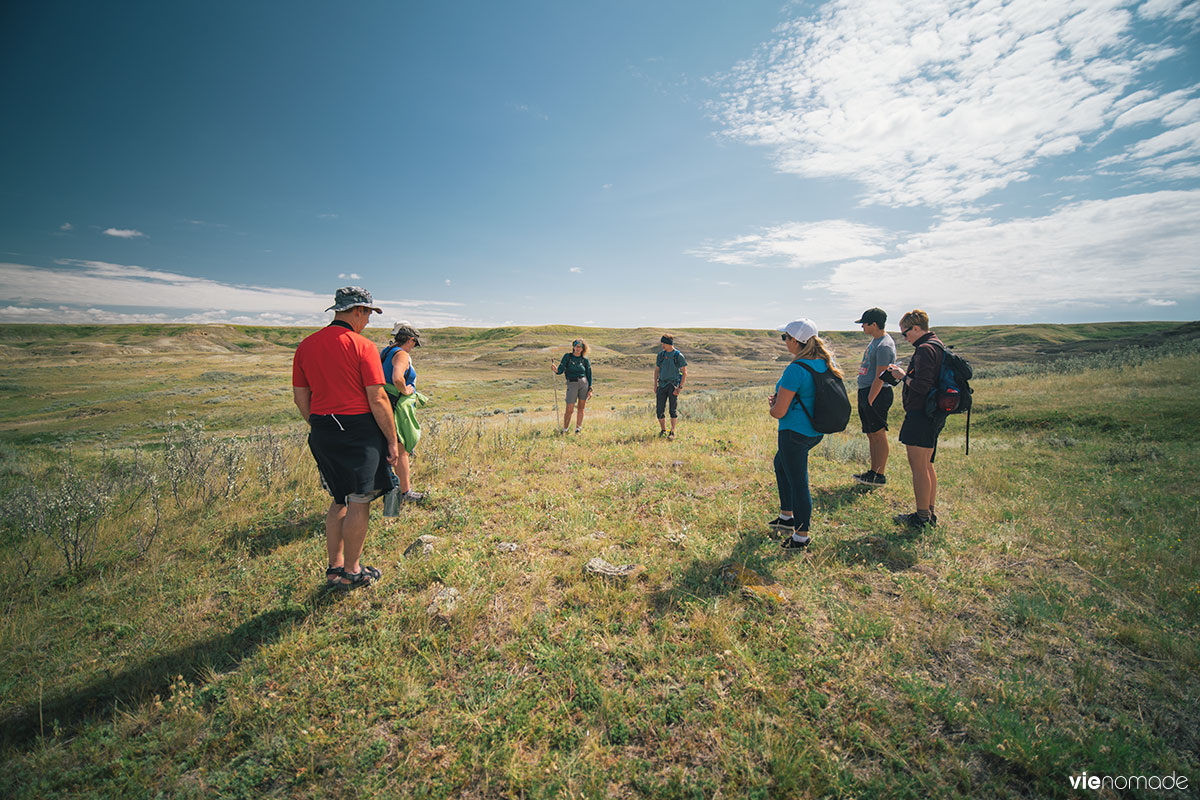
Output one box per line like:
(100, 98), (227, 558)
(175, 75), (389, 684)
(773, 429), (822, 530)
(655, 383), (679, 419)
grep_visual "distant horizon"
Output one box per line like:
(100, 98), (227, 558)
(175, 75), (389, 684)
(1, 318), (1193, 334)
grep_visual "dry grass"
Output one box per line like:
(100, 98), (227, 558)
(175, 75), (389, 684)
(0, 324), (1196, 798)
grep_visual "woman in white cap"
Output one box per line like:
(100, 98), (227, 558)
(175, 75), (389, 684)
(550, 338), (593, 434)
(380, 322), (425, 506)
(767, 319), (843, 550)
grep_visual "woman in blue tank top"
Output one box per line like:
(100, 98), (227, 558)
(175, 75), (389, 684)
(380, 322), (424, 506)
(767, 319), (843, 550)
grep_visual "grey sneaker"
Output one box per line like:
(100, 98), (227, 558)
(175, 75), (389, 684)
(401, 489), (426, 504)
(854, 470), (886, 487)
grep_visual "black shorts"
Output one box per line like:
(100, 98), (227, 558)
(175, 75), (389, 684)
(656, 383), (679, 419)
(899, 409), (947, 460)
(308, 413), (392, 505)
(857, 386), (893, 433)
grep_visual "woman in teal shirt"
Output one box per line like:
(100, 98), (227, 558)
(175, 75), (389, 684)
(767, 319), (843, 550)
(550, 338), (593, 434)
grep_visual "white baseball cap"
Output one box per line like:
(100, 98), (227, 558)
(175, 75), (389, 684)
(776, 319), (819, 343)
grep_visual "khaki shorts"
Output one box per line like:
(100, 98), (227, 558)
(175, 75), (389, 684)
(565, 379), (589, 405)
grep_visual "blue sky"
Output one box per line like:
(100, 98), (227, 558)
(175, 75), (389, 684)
(2, 0), (1198, 331)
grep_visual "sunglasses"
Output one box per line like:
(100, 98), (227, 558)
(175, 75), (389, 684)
(900, 327), (913, 336)
(780, 333), (791, 342)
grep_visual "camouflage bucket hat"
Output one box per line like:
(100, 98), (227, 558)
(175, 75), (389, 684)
(391, 321), (422, 346)
(326, 286), (382, 313)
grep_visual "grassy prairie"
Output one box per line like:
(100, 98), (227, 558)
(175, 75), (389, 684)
(0, 321), (1197, 799)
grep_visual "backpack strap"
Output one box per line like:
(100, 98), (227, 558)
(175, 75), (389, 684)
(787, 360), (820, 428)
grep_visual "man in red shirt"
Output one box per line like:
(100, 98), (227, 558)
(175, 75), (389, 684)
(293, 287), (400, 589)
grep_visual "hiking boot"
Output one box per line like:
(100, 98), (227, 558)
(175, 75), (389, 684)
(767, 516), (798, 532)
(893, 512), (933, 528)
(575, 427), (582, 434)
(854, 470), (886, 487)
(780, 533), (811, 550)
(667, 431), (676, 440)
(659, 430), (667, 438)
(400, 489), (426, 504)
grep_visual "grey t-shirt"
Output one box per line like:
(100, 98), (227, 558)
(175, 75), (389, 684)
(857, 334), (897, 389)
(656, 348), (687, 384)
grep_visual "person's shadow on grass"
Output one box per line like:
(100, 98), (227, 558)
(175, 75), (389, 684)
(222, 511), (323, 557)
(831, 533), (917, 572)
(811, 483), (874, 513)
(0, 587), (345, 755)
(650, 529), (785, 614)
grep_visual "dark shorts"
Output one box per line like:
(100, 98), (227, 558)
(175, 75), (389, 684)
(899, 409), (947, 460)
(857, 386), (893, 433)
(655, 383), (679, 419)
(308, 413), (392, 505)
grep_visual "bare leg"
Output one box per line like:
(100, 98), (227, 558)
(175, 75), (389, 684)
(562, 403), (574, 431)
(905, 445), (935, 511)
(341, 500), (372, 575)
(866, 429), (889, 474)
(575, 399), (586, 429)
(325, 501), (347, 568)
(929, 461), (937, 514)
(395, 448), (412, 492)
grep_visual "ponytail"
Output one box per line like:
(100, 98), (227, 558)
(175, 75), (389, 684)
(796, 335), (843, 379)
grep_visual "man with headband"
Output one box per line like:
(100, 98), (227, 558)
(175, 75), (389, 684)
(654, 333), (688, 440)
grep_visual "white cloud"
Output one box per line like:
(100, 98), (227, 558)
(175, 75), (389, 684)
(318, 213), (339, 220)
(688, 220), (892, 268)
(103, 228), (146, 239)
(602, 183), (613, 189)
(338, 272), (362, 279)
(445, 279), (452, 285)
(715, 0), (1200, 209)
(0, 260), (470, 327)
(59, 222), (73, 231)
(1146, 298), (1177, 306)
(819, 190), (1200, 314)
(569, 267), (583, 273)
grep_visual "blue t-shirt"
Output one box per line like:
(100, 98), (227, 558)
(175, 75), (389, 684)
(776, 358), (828, 437)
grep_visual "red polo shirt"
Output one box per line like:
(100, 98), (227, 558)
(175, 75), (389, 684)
(292, 323), (386, 415)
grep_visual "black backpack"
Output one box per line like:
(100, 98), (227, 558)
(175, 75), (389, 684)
(790, 360), (851, 434)
(924, 342), (975, 453)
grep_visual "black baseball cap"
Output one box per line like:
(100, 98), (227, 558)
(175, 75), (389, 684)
(855, 308), (887, 326)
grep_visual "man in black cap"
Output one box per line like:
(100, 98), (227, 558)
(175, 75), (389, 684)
(292, 286), (400, 589)
(851, 308), (897, 487)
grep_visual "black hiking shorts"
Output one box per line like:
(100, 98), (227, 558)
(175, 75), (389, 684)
(857, 386), (893, 433)
(308, 413), (392, 505)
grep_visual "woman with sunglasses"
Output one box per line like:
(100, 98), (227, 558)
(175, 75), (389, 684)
(550, 338), (593, 434)
(767, 319), (843, 550)
(884, 309), (946, 529)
